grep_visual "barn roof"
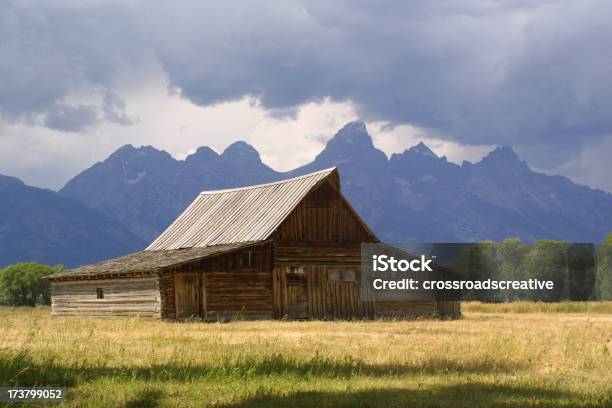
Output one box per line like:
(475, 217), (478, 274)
(147, 167), (343, 250)
(48, 242), (261, 280)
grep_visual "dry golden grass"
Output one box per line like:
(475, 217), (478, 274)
(1, 305), (611, 407)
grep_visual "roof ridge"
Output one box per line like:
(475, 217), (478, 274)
(198, 167), (337, 195)
(146, 166), (341, 250)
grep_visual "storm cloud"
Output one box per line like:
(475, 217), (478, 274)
(149, 0), (612, 167)
(1, 0), (612, 186)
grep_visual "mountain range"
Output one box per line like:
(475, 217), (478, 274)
(0, 174), (145, 267)
(3, 121), (612, 267)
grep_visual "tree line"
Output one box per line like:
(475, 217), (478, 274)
(441, 234), (612, 302)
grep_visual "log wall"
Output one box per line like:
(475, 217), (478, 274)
(272, 244), (457, 320)
(272, 243), (376, 320)
(159, 243), (274, 320)
(437, 300), (462, 319)
(175, 272), (201, 319)
(159, 273), (176, 320)
(51, 277), (160, 318)
(274, 245), (362, 265)
(272, 265), (375, 320)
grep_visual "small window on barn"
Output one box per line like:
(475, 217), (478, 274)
(96, 288), (104, 299)
(244, 250), (256, 268)
(290, 266), (305, 275)
(328, 270), (341, 281)
(328, 270), (356, 282)
(344, 270), (356, 282)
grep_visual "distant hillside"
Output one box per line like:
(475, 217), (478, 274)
(60, 122), (612, 244)
(0, 175), (145, 267)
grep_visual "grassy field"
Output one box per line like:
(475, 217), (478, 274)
(462, 300), (612, 314)
(1, 304), (611, 407)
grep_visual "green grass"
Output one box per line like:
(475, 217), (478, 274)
(0, 305), (611, 407)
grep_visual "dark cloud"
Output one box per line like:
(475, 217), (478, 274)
(31, 95), (132, 132)
(2, 0), (612, 172)
(0, 1), (138, 127)
(146, 0), (612, 169)
(102, 92), (134, 126)
(43, 103), (98, 132)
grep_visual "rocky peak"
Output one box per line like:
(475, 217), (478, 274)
(108, 144), (173, 163)
(327, 121), (373, 148)
(478, 146), (528, 172)
(185, 146), (219, 164)
(485, 146), (520, 160)
(221, 141), (262, 163)
(108, 144), (136, 159)
(407, 141), (438, 159)
(313, 121), (388, 167)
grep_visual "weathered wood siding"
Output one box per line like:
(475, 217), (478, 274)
(272, 265), (375, 320)
(273, 181), (375, 244)
(51, 277), (160, 318)
(437, 300), (461, 319)
(159, 273), (176, 320)
(271, 180), (377, 320)
(158, 243), (274, 320)
(272, 244), (376, 320)
(274, 245), (362, 265)
(175, 272), (201, 319)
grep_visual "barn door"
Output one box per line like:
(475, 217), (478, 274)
(175, 272), (201, 320)
(286, 267), (308, 319)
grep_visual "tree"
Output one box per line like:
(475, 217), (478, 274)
(522, 240), (570, 301)
(596, 233), (612, 300)
(567, 243), (596, 301)
(447, 242), (499, 302)
(497, 238), (529, 301)
(0, 263), (62, 306)
(476, 241), (500, 302)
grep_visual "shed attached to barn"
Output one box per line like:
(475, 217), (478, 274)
(48, 168), (460, 320)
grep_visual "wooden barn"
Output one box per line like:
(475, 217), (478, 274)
(48, 168), (460, 320)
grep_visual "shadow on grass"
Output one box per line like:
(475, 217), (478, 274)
(218, 384), (601, 408)
(124, 388), (164, 408)
(0, 351), (524, 387)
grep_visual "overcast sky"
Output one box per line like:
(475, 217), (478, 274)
(1, 0), (612, 191)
